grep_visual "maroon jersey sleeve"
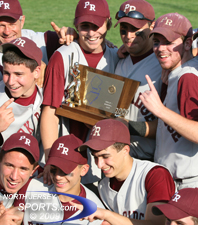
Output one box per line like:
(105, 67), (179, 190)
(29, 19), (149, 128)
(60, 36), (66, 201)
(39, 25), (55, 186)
(145, 166), (175, 204)
(177, 73), (198, 121)
(44, 31), (61, 60)
(43, 51), (65, 108)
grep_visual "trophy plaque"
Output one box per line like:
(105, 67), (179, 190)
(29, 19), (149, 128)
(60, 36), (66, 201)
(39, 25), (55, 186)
(56, 61), (140, 126)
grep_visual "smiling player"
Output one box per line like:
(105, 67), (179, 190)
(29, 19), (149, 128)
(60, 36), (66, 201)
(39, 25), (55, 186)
(40, 0), (119, 184)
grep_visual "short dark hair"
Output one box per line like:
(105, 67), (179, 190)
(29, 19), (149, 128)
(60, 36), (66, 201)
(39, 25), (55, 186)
(2, 47), (39, 72)
(191, 216), (198, 225)
(113, 142), (128, 152)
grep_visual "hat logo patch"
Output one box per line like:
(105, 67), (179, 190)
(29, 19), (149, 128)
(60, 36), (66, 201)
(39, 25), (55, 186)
(91, 125), (101, 136)
(57, 143), (69, 155)
(172, 192), (181, 202)
(84, 2), (96, 11)
(0, 1), (10, 9)
(13, 38), (26, 47)
(124, 4), (136, 12)
(160, 17), (173, 26)
(19, 136), (31, 146)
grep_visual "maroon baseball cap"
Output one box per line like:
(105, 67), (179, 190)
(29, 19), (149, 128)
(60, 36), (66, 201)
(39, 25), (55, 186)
(152, 188), (198, 220)
(0, 0), (23, 20)
(149, 13), (193, 42)
(46, 134), (88, 175)
(74, 0), (110, 28)
(79, 119), (131, 151)
(1, 133), (40, 162)
(0, 37), (42, 66)
(114, 0), (155, 28)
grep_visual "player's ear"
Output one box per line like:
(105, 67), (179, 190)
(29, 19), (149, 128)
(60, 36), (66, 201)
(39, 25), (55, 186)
(20, 15), (25, 29)
(122, 145), (130, 156)
(183, 37), (193, 51)
(149, 21), (155, 31)
(80, 164), (89, 177)
(33, 66), (41, 80)
(30, 164), (39, 177)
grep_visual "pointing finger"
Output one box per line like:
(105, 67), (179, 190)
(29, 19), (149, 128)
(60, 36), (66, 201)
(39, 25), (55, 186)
(0, 98), (14, 110)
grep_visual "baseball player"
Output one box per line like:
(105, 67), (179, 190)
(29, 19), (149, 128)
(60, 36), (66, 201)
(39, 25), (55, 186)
(0, 0), (78, 81)
(79, 119), (175, 225)
(0, 132), (40, 223)
(114, 0), (162, 161)
(0, 37), (43, 153)
(14, 134), (104, 225)
(152, 188), (198, 225)
(137, 13), (198, 190)
(192, 28), (198, 56)
(40, 0), (119, 184)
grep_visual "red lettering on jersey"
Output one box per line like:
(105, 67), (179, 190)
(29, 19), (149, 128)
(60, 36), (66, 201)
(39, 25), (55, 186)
(141, 106), (149, 115)
(144, 113), (156, 121)
(34, 112), (40, 121)
(134, 95), (143, 109)
(18, 128), (25, 133)
(28, 222), (43, 225)
(133, 211), (138, 219)
(139, 213), (144, 220)
(24, 121), (34, 134)
(171, 132), (181, 142)
(164, 122), (181, 142)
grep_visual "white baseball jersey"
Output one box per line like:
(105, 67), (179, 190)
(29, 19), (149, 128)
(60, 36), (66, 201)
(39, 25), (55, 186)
(115, 53), (162, 160)
(98, 158), (159, 220)
(22, 177), (104, 225)
(43, 41), (119, 185)
(155, 56), (198, 180)
(0, 82), (42, 142)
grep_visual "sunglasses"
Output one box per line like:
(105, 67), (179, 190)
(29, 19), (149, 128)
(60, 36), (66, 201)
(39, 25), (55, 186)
(115, 10), (154, 22)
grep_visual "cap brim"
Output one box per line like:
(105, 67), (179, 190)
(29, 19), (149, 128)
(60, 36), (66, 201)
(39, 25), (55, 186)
(79, 139), (115, 152)
(0, 13), (20, 20)
(114, 17), (148, 28)
(0, 43), (17, 53)
(149, 27), (181, 42)
(75, 15), (106, 28)
(152, 204), (190, 221)
(46, 156), (78, 175)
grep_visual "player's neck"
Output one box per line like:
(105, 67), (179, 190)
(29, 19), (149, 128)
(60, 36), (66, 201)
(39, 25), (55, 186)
(115, 157), (133, 182)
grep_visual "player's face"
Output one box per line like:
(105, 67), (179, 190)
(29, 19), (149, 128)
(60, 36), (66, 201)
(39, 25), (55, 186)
(165, 216), (195, 225)
(120, 22), (153, 57)
(3, 62), (40, 98)
(0, 151), (35, 194)
(153, 34), (185, 71)
(92, 146), (127, 179)
(0, 16), (25, 44)
(50, 165), (83, 198)
(77, 21), (107, 53)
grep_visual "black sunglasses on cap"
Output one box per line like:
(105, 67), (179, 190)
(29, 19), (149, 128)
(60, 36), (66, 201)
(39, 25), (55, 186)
(115, 10), (154, 22)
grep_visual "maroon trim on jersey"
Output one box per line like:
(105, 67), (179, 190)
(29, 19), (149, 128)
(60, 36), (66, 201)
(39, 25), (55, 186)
(69, 120), (89, 142)
(5, 86), (37, 106)
(160, 83), (168, 103)
(110, 177), (125, 192)
(0, 65), (3, 74)
(80, 46), (105, 68)
(13, 178), (32, 208)
(145, 166), (175, 204)
(44, 31), (61, 61)
(42, 51), (65, 108)
(109, 165), (175, 204)
(130, 48), (153, 65)
(177, 73), (198, 121)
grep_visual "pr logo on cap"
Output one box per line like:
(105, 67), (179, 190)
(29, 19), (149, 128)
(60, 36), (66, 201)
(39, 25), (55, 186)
(160, 17), (173, 27)
(12, 38), (26, 47)
(0, 1), (10, 9)
(171, 192), (181, 202)
(57, 143), (69, 155)
(84, 1), (96, 11)
(19, 135), (31, 146)
(90, 125), (101, 136)
(123, 4), (136, 12)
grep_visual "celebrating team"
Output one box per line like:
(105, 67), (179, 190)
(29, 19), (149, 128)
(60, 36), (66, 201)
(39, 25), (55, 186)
(0, 0), (198, 224)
